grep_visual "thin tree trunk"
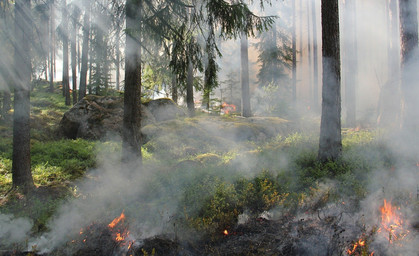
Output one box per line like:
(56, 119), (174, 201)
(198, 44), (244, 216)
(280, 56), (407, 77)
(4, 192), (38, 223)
(318, 0), (342, 162)
(292, 0), (297, 103)
(241, 32), (251, 117)
(186, 57), (195, 117)
(79, 4), (90, 101)
(12, 0), (34, 192)
(62, 0), (70, 105)
(49, 0), (55, 92)
(312, 0), (319, 111)
(399, 0), (419, 131)
(307, 1), (313, 107)
(344, 0), (357, 127)
(71, 5), (78, 105)
(171, 73), (177, 104)
(122, 0), (142, 163)
(115, 23), (121, 91)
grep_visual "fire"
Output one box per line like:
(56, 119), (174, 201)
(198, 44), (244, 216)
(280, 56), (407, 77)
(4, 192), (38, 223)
(108, 211), (125, 229)
(346, 238), (365, 254)
(221, 102), (236, 114)
(223, 229), (229, 236)
(346, 237), (374, 256)
(377, 199), (409, 243)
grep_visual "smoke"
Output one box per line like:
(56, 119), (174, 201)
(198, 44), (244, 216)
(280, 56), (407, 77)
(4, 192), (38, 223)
(0, 214), (32, 247)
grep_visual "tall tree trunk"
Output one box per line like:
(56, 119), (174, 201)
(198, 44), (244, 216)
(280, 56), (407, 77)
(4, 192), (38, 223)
(12, 0), (34, 192)
(344, 0), (357, 127)
(171, 73), (177, 104)
(318, 0), (342, 162)
(307, 1), (313, 107)
(115, 22), (121, 91)
(312, 0), (319, 111)
(49, 0), (55, 92)
(186, 57), (195, 117)
(378, 0), (401, 128)
(122, 0), (142, 163)
(95, 25), (104, 95)
(292, 0), (297, 103)
(399, 0), (419, 132)
(71, 5), (78, 105)
(62, 0), (70, 105)
(79, 4), (90, 101)
(240, 32), (251, 117)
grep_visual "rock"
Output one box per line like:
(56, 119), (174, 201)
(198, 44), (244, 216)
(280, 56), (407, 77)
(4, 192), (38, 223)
(143, 98), (186, 122)
(59, 96), (183, 140)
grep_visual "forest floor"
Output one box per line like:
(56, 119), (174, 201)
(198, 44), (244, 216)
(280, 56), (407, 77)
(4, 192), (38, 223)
(0, 82), (419, 255)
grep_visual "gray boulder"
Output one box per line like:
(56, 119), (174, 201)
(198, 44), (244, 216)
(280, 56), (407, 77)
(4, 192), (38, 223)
(59, 96), (184, 140)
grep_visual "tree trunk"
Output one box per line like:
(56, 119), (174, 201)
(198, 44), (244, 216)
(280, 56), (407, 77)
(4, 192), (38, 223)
(312, 0), (319, 111)
(62, 0), (70, 105)
(115, 22), (121, 91)
(307, 1), (313, 107)
(171, 73), (178, 104)
(49, 0), (55, 93)
(378, 0), (401, 128)
(344, 0), (357, 127)
(399, 0), (419, 131)
(79, 4), (90, 101)
(71, 5), (78, 105)
(186, 58), (195, 117)
(122, 0), (142, 163)
(318, 0), (342, 162)
(240, 32), (251, 117)
(292, 0), (297, 103)
(12, 0), (34, 192)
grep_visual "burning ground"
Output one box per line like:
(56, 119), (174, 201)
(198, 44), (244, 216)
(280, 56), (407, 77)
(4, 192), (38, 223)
(1, 113), (419, 255)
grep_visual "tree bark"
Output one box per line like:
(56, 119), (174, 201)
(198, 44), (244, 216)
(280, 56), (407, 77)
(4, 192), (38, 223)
(291, 0), (297, 103)
(71, 5), (78, 105)
(122, 0), (142, 163)
(378, 0), (401, 128)
(240, 32), (251, 117)
(344, 0), (357, 127)
(171, 73), (178, 104)
(12, 0), (34, 192)
(399, 0), (419, 131)
(318, 0), (342, 162)
(186, 57), (195, 117)
(307, 1), (313, 107)
(312, 0), (319, 111)
(115, 21), (121, 91)
(49, 0), (55, 93)
(79, 4), (90, 101)
(62, 0), (70, 105)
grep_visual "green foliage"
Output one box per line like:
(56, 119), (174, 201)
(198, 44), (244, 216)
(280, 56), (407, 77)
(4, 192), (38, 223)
(182, 176), (240, 238)
(31, 139), (96, 176)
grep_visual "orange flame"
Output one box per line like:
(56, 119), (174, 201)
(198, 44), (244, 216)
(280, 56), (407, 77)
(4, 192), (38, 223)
(223, 229), (229, 236)
(346, 239), (366, 255)
(221, 102), (236, 114)
(378, 199), (409, 243)
(108, 211), (125, 229)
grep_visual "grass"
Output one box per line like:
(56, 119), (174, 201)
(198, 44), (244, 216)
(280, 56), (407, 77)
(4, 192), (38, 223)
(0, 80), (404, 247)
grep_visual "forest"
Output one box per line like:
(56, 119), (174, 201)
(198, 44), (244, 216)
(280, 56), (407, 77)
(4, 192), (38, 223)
(0, 0), (419, 255)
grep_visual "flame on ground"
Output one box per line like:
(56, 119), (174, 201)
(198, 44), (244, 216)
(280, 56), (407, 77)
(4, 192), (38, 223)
(346, 237), (374, 256)
(108, 211), (125, 229)
(221, 102), (236, 114)
(377, 199), (409, 244)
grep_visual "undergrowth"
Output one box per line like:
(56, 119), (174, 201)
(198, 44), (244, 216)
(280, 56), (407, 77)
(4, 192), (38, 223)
(0, 82), (400, 245)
